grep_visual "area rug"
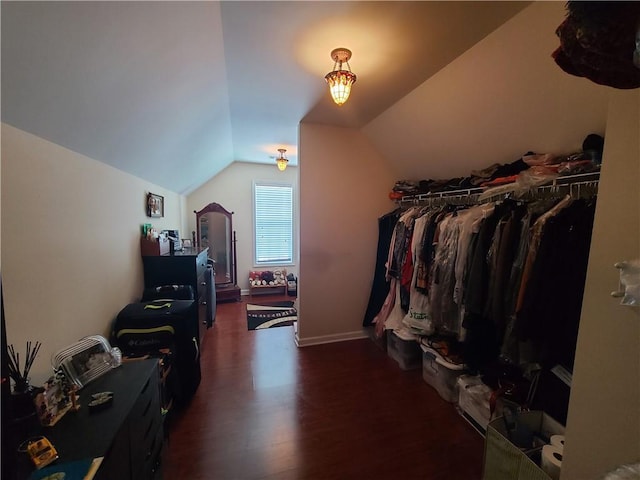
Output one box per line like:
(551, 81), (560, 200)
(246, 301), (297, 331)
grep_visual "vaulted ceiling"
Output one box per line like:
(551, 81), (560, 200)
(2, 1), (530, 194)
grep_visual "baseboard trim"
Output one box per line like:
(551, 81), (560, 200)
(294, 329), (368, 347)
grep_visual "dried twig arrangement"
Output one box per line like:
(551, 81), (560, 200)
(7, 341), (41, 389)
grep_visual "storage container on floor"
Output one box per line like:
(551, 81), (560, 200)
(365, 326), (387, 352)
(482, 410), (565, 480)
(457, 374), (493, 434)
(386, 330), (421, 370)
(421, 344), (465, 402)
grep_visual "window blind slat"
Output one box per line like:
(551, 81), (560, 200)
(254, 183), (293, 265)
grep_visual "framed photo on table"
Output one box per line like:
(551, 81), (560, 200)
(147, 192), (164, 218)
(51, 335), (114, 390)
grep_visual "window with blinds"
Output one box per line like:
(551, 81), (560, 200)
(253, 182), (294, 265)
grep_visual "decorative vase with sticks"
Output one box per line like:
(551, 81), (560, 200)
(7, 341), (41, 419)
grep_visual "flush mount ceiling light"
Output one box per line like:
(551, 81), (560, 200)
(276, 148), (288, 171)
(325, 48), (357, 106)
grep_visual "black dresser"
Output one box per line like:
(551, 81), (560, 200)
(141, 247), (216, 344)
(41, 359), (163, 479)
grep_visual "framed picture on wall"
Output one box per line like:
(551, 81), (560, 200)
(147, 192), (164, 218)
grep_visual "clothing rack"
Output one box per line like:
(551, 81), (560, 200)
(397, 171), (600, 207)
(398, 187), (484, 207)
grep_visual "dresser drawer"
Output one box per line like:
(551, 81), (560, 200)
(196, 272), (206, 303)
(195, 250), (208, 282)
(130, 369), (160, 418)
(130, 392), (161, 450)
(134, 421), (164, 480)
(129, 370), (162, 469)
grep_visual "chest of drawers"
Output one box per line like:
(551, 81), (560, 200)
(141, 248), (216, 344)
(44, 359), (163, 480)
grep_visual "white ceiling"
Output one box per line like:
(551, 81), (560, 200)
(1, 1), (529, 195)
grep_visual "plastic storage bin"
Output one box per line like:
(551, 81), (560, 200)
(386, 331), (421, 370)
(457, 374), (493, 434)
(421, 345), (465, 402)
(365, 326), (387, 352)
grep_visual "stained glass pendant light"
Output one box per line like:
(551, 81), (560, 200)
(325, 48), (357, 106)
(276, 148), (288, 171)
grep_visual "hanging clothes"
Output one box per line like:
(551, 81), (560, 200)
(515, 195), (574, 314)
(500, 198), (561, 363)
(369, 176), (598, 380)
(453, 204), (495, 307)
(402, 212), (433, 335)
(516, 199), (596, 370)
(418, 207), (450, 295)
(382, 280), (406, 332)
(461, 203), (510, 372)
(376, 207), (421, 333)
(429, 212), (462, 336)
(373, 277), (397, 338)
(413, 208), (442, 295)
(363, 209), (400, 327)
(387, 207), (419, 280)
(452, 203), (496, 343)
(483, 203), (527, 344)
(516, 199), (597, 424)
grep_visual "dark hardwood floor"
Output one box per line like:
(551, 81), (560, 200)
(164, 295), (484, 479)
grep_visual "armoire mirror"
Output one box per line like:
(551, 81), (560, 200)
(194, 203), (241, 302)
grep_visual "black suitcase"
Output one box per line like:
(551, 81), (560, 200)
(113, 299), (201, 404)
(141, 284), (195, 302)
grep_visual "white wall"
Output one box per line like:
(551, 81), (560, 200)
(298, 123), (396, 345)
(186, 161), (299, 292)
(561, 90), (640, 479)
(1, 124), (184, 385)
(364, 1), (610, 181)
